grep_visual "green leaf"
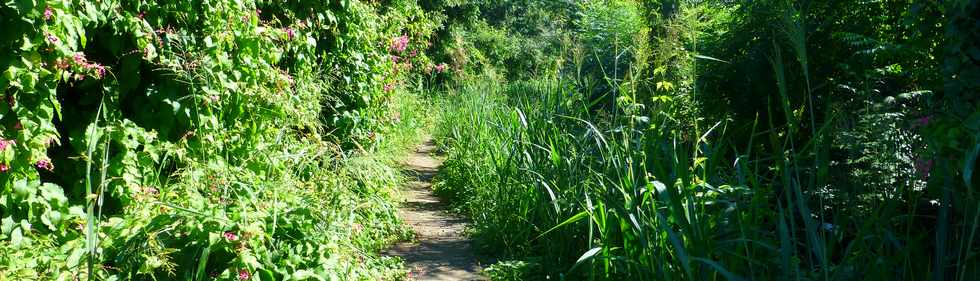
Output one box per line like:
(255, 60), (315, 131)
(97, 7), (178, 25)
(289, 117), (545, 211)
(85, 2), (99, 23)
(67, 247), (85, 268)
(194, 243), (211, 281)
(5, 0), (36, 13)
(40, 183), (67, 205)
(567, 247), (602, 273)
(12, 178), (32, 197)
(1, 216), (13, 235)
(19, 34), (34, 51)
(694, 54), (730, 64)
(533, 211), (588, 240)
(10, 227), (23, 247)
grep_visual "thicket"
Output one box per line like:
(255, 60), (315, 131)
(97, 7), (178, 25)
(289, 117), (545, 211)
(0, 0), (448, 279)
(434, 0), (979, 280)
(2, 0), (977, 280)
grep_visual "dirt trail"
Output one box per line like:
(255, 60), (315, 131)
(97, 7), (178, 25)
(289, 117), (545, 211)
(384, 139), (486, 281)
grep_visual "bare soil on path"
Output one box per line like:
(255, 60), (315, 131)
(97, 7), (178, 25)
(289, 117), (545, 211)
(383, 139), (487, 281)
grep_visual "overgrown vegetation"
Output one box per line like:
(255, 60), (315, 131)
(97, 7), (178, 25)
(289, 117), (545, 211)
(2, 0), (977, 280)
(0, 0), (443, 279)
(433, 0), (979, 280)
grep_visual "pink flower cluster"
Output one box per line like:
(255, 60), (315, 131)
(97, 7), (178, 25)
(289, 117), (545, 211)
(44, 7), (54, 21)
(239, 269), (250, 280)
(0, 138), (15, 151)
(0, 138), (11, 173)
(224, 231), (239, 241)
(284, 27), (295, 40)
(390, 35), (409, 53)
(36, 159), (53, 171)
(383, 83), (394, 92)
(71, 53), (106, 79)
(434, 63), (448, 73)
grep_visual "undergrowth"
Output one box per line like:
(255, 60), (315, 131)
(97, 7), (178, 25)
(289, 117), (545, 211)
(0, 0), (438, 279)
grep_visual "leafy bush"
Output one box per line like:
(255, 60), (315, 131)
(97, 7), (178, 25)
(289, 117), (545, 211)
(0, 0), (439, 279)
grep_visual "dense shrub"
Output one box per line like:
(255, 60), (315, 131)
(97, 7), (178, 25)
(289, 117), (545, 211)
(0, 0), (440, 279)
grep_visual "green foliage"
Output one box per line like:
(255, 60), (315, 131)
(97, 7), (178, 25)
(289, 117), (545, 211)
(483, 260), (534, 281)
(574, 0), (646, 83)
(431, 0), (977, 280)
(0, 0), (441, 279)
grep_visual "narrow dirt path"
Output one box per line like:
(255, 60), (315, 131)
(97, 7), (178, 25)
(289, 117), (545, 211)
(384, 139), (486, 281)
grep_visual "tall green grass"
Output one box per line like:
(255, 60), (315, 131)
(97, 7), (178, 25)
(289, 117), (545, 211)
(432, 70), (974, 280)
(422, 0), (976, 280)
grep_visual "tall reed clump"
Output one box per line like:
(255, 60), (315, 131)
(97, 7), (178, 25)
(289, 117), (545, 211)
(431, 1), (975, 279)
(434, 74), (754, 280)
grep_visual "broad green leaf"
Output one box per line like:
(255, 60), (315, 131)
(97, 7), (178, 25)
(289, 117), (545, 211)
(11, 227), (23, 248)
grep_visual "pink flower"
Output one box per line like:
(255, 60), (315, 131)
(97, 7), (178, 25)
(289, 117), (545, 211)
(224, 231), (239, 241)
(137, 11), (145, 19)
(94, 65), (106, 78)
(0, 139), (12, 151)
(36, 159), (53, 171)
(383, 83), (394, 92)
(391, 55), (400, 63)
(73, 53), (86, 64)
(0, 164), (9, 172)
(285, 27), (295, 40)
(434, 63), (448, 73)
(409, 50), (417, 57)
(44, 7), (53, 21)
(238, 270), (250, 280)
(13, 122), (22, 130)
(389, 35), (408, 53)
(46, 34), (59, 44)
(54, 58), (69, 70)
